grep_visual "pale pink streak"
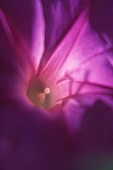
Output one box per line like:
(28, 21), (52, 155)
(39, 10), (88, 83)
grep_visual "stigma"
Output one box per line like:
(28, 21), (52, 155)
(44, 87), (51, 94)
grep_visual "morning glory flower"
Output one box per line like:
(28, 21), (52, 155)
(0, 0), (113, 169)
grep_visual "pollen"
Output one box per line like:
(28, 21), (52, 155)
(44, 87), (51, 94)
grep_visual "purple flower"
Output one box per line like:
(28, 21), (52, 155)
(0, 0), (113, 169)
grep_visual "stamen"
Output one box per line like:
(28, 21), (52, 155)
(37, 92), (46, 104)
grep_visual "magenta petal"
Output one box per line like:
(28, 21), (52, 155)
(1, 0), (113, 170)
